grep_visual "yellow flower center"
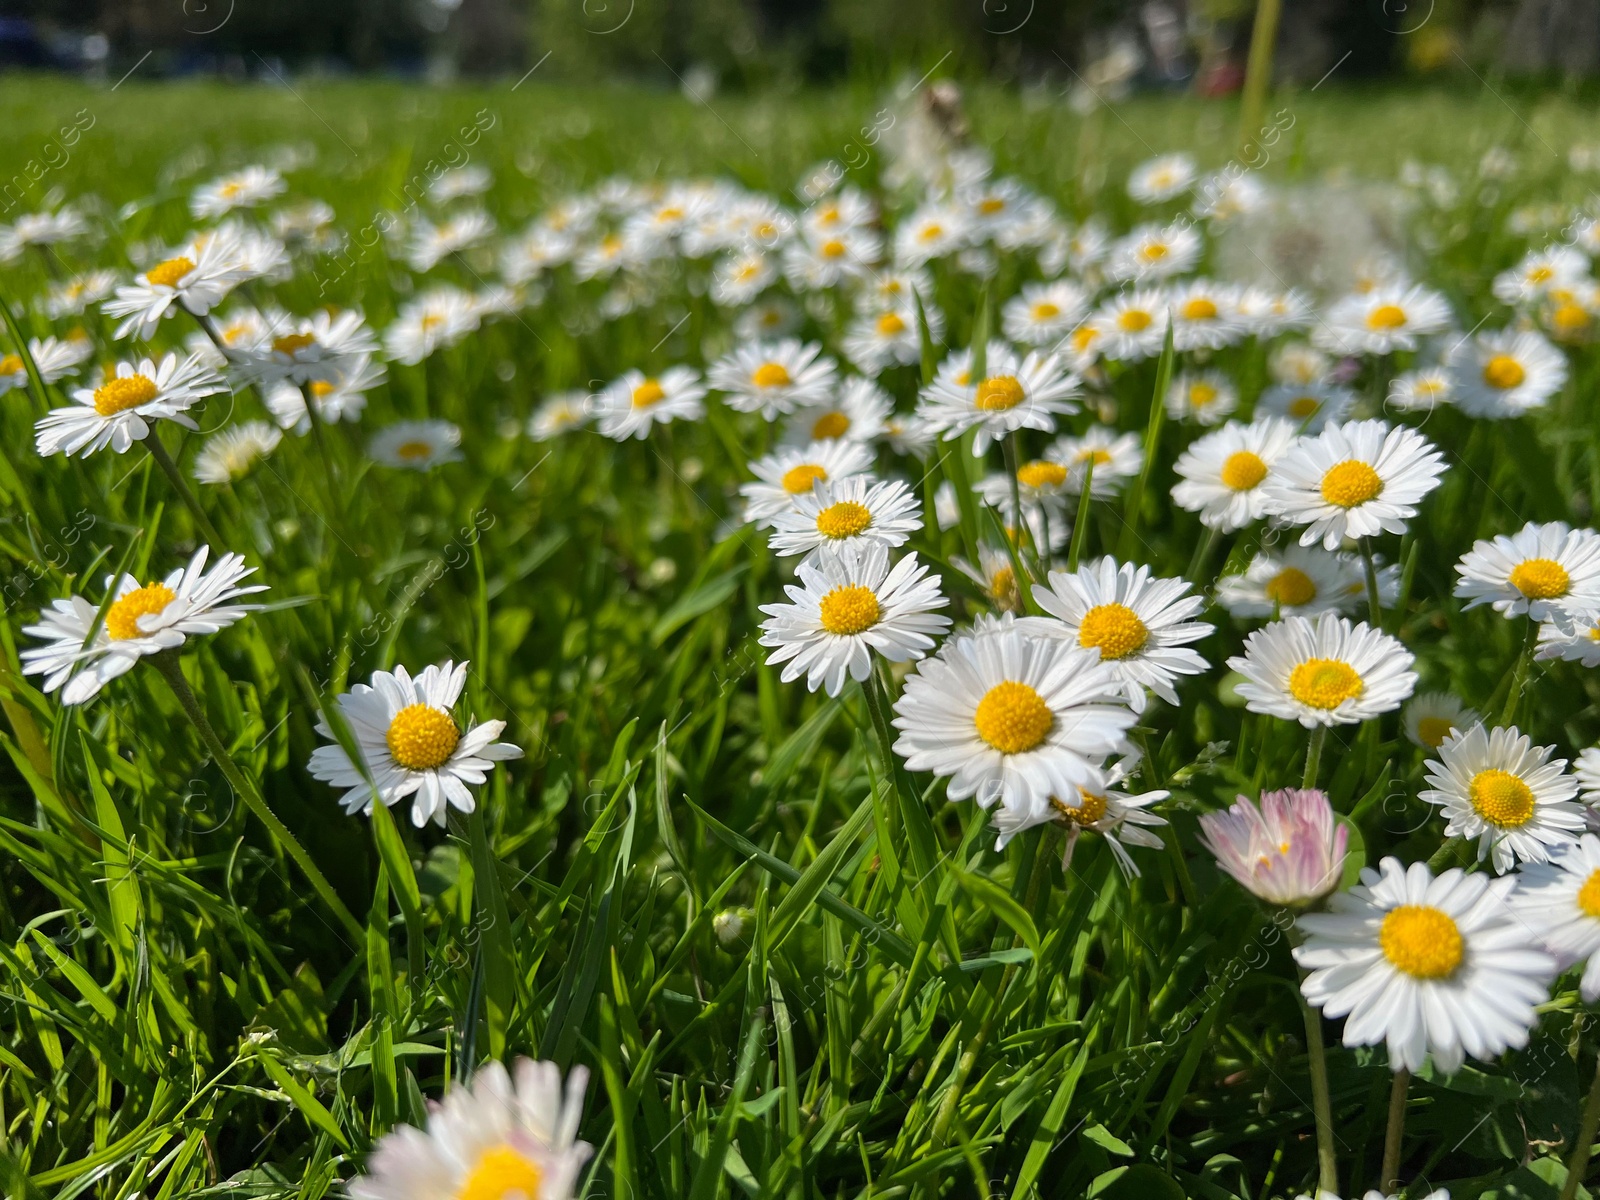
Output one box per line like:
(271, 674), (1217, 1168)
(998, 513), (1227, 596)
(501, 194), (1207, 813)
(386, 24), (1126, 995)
(272, 332), (316, 355)
(815, 500), (872, 540)
(93, 374), (160, 417)
(820, 238), (847, 259)
(1414, 715), (1457, 749)
(631, 379), (666, 408)
(309, 380), (336, 398)
(876, 311), (906, 335)
(1529, 265), (1554, 284)
(780, 464), (826, 494)
(1220, 450), (1268, 491)
(978, 197), (1006, 214)
(990, 566), (1018, 607)
(752, 362), (792, 389)
(1287, 395), (1321, 418)
(1050, 789), (1108, 825)
(975, 375), (1026, 411)
(1140, 242), (1169, 261)
(1554, 303), (1591, 335)
(1117, 309), (1152, 332)
(145, 256), (196, 288)
(1380, 905), (1463, 980)
(220, 181), (244, 199)
(1483, 354), (1526, 390)
(1365, 304), (1408, 330)
(918, 223), (944, 242)
(1075, 448), (1113, 466)
(811, 411), (850, 439)
(818, 584), (881, 635)
(385, 703), (462, 771)
(974, 681), (1054, 754)
(455, 1143), (544, 1200)
(1031, 302), (1061, 320)
(1319, 460), (1384, 508)
(1509, 557), (1570, 599)
(395, 440), (434, 462)
(1077, 602), (1149, 660)
(656, 205), (684, 222)
(1578, 869), (1600, 918)
(1265, 567), (1318, 607)
(1071, 326), (1099, 353)
(105, 583), (177, 640)
(420, 313), (445, 333)
(0, 353), (22, 375)
(1181, 297), (1218, 320)
(1469, 768), (1536, 828)
(1017, 460), (1068, 490)
(1189, 382), (1219, 407)
(1287, 658), (1364, 709)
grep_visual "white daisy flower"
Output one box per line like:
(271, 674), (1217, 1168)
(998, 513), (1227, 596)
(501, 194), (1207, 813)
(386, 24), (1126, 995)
(1127, 154), (1197, 204)
(1257, 381), (1357, 432)
(20, 547), (266, 705)
(782, 227), (882, 291)
(383, 288), (481, 365)
(1492, 245), (1590, 308)
(1052, 426), (1143, 500)
(1171, 418), (1299, 532)
(1167, 280), (1246, 351)
(529, 391), (593, 441)
(426, 163), (492, 204)
(594, 366), (706, 441)
(193, 420), (283, 484)
(976, 455), (1076, 523)
(1579, 748), (1600, 807)
(1001, 281), (1090, 347)
(1089, 289), (1171, 362)
(957, 545), (1028, 613)
(1387, 366), (1455, 413)
(35, 353), (226, 459)
(1164, 369), (1238, 426)
(709, 339), (837, 419)
(710, 250), (777, 307)
(1517, 834), (1600, 1002)
(1536, 616), (1600, 666)
(1316, 284), (1453, 355)
(783, 377), (892, 445)
(1235, 287), (1315, 337)
(1261, 419), (1447, 551)
(1295, 857), (1557, 1074)
(768, 475), (922, 561)
(236, 308), (380, 386)
(892, 624), (1137, 814)
(1029, 557), (1212, 711)
(918, 344), (1079, 455)
(0, 350), (27, 396)
(42, 269), (119, 319)
(270, 199), (339, 251)
(190, 165), (285, 220)
(369, 420), (463, 470)
(840, 306), (935, 374)
(1216, 545), (1397, 620)
(1106, 222), (1201, 282)
(881, 411), (937, 458)
(1453, 520), (1600, 628)
(740, 440), (875, 527)
(758, 543), (950, 697)
(350, 1059), (590, 1200)
(405, 209), (497, 272)
(26, 334), (95, 385)
(265, 354), (387, 434)
(102, 229), (251, 340)
(991, 754), (1169, 875)
(1422, 723), (1583, 873)
(894, 204), (972, 266)
(1228, 612), (1417, 728)
(1270, 342), (1332, 387)
(0, 207), (88, 262)
(1192, 171), (1266, 222)
(1402, 691), (1480, 751)
(1447, 328), (1568, 419)
(309, 660), (522, 827)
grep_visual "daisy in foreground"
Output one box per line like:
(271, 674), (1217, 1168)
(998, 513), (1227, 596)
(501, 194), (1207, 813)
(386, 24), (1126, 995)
(21, 548), (266, 705)
(1170, 418), (1298, 533)
(1516, 834), (1600, 1001)
(1260, 419), (1447, 551)
(892, 623), (1137, 814)
(1294, 857), (1557, 1074)
(1420, 723), (1583, 873)
(1453, 520), (1600, 629)
(350, 1058), (591, 1200)
(758, 544), (950, 697)
(308, 660), (523, 827)
(1200, 787), (1347, 906)
(35, 353), (226, 458)
(1228, 612), (1416, 728)
(990, 754), (1169, 877)
(767, 475), (922, 561)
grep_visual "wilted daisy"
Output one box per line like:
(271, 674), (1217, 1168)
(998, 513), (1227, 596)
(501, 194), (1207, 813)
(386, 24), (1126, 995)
(1165, 370), (1237, 425)
(1421, 723), (1583, 873)
(709, 338), (836, 419)
(1517, 834), (1600, 1001)
(1317, 284), (1452, 355)
(1030, 557), (1212, 711)
(1171, 418), (1299, 532)
(1001, 281), (1089, 346)
(1229, 612), (1416, 728)
(1453, 520), (1600, 628)
(191, 165), (285, 219)
(529, 391), (593, 441)
(918, 345), (1079, 455)
(1200, 787), (1348, 906)
(1402, 691), (1480, 751)
(1536, 615), (1600, 666)
(193, 421), (283, 484)
(309, 660), (522, 827)
(783, 377), (891, 445)
(739, 440), (875, 526)
(1261, 419), (1447, 550)
(35, 353), (226, 458)
(103, 229), (250, 340)
(21, 547), (266, 705)
(1127, 154), (1197, 204)
(369, 420), (463, 470)
(1447, 328), (1568, 418)
(1216, 545), (1397, 620)
(1257, 381), (1357, 432)
(1053, 426), (1143, 499)
(1387, 366), (1455, 413)
(1295, 857), (1557, 1074)
(1106, 222), (1200, 281)
(383, 288), (481, 364)
(758, 544), (949, 697)
(991, 755), (1169, 876)
(594, 367), (706, 441)
(1089, 290), (1171, 361)
(768, 475), (922, 561)
(892, 624), (1137, 814)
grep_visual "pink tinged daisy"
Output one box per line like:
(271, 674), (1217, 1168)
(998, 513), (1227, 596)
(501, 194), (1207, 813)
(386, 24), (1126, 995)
(1514, 834), (1600, 1002)
(990, 754), (1169, 877)
(309, 660), (522, 828)
(594, 366), (706, 441)
(1228, 612), (1417, 728)
(1199, 787), (1348, 906)
(20, 548), (266, 706)
(350, 1058), (591, 1200)
(891, 624), (1137, 815)
(709, 338), (837, 419)
(767, 475), (923, 562)
(739, 439), (875, 527)
(1029, 557), (1213, 712)
(1420, 723), (1583, 874)
(1261, 419), (1446, 551)
(1171, 417), (1299, 532)
(758, 544), (950, 698)
(917, 344), (1079, 455)
(1453, 520), (1600, 629)
(35, 353), (226, 458)
(1294, 857), (1558, 1075)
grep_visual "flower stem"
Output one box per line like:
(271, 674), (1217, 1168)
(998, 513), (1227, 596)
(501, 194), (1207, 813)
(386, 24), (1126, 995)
(1297, 985), (1340, 1197)
(1380, 1067), (1409, 1194)
(151, 650), (365, 945)
(1358, 537), (1383, 629)
(1302, 724), (1327, 790)
(1500, 619), (1541, 729)
(146, 434), (225, 549)
(1067, 460), (1095, 572)
(1186, 524), (1220, 583)
(1561, 1052), (1600, 1200)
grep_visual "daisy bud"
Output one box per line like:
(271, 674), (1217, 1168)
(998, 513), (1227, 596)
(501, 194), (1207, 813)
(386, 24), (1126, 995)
(713, 906), (752, 948)
(1199, 788), (1347, 907)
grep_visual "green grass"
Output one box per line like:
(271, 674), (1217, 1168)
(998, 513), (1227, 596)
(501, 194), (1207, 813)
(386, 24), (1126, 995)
(3, 75), (1600, 1200)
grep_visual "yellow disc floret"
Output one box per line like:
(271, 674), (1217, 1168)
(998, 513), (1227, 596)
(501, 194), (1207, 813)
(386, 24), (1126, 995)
(752, 362), (792, 389)
(1468, 768), (1536, 828)
(1031, 302), (1060, 321)
(1508, 557), (1570, 599)
(395, 441), (434, 462)
(811, 411), (850, 439)
(272, 332), (316, 355)
(631, 379), (666, 408)
(1181, 297), (1218, 320)
(1319, 459), (1384, 508)
(1414, 716), (1456, 749)
(1366, 304), (1407, 330)
(456, 1144), (544, 1200)
(1220, 450), (1268, 491)
(1578, 869), (1600, 918)
(145, 256), (196, 288)
(1287, 658), (1364, 709)
(105, 583), (177, 641)
(815, 500), (873, 540)
(385, 703), (462, 771)
(1482, 354), (1526, 390)
(1379, 904), (1464, 979)
(975, 375), (1026, 411)
(1017, 460), (1068, 490)
(1051, 789), (1108, 825)
(1189, 382), (1219, 408)
(818, 584), (881, 635)
(876, 311), (906, 335)
(1118, 309), (1152, 332)
(0, 353), (22, 375)
(1077, 602), (1150, 660)
(974, 681), (1054, 754)
(780, 464), (827, 494)
(93, 374), (160, 417)
(1265, 567), (1318, 608)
